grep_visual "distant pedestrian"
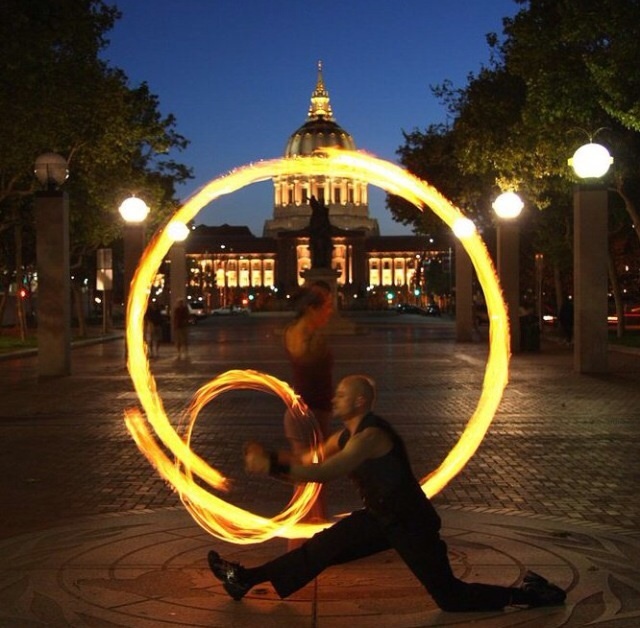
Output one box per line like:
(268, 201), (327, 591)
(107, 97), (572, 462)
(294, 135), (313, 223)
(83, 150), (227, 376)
(173, 299), (190, 360)
(144, 302), (163, 358)
(558, 298), (574, 345)
(208, 375), (566, 611)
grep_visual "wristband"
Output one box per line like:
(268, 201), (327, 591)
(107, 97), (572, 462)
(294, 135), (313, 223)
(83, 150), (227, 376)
(268, 451), (291, 478)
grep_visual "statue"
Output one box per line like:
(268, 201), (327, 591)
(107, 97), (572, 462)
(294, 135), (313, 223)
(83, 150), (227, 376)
(308, 196), (333, 268)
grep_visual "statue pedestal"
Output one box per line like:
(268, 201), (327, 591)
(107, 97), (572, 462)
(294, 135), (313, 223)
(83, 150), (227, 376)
(301, 268), (361, 335)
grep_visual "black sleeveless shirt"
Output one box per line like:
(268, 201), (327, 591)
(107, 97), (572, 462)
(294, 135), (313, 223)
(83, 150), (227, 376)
(338, 412), (440, 528)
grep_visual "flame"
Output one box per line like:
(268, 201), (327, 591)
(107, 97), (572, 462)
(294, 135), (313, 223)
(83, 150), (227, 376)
(124, 149), (510, 543)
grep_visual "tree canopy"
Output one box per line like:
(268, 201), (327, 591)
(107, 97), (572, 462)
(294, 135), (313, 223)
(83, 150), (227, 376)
(0, 0), (192, 271)
(391, 0), (640, 308)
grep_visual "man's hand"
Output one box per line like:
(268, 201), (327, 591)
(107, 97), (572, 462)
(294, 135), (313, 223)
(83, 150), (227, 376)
(243, 441), (270, 475)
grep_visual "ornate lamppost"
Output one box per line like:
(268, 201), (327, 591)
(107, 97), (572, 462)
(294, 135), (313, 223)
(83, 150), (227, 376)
(119, 196), (149, 360)
(492, 191), (524, 353)
(568, 141), (613, 373)
(118, 195), (149, 319)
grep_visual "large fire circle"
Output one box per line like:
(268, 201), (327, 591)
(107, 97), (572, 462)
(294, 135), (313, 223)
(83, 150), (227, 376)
(124, 149), (510, 543)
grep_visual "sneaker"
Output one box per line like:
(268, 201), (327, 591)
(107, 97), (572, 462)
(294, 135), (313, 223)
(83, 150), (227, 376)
(522, 571), (566, 607)
(207, 550), (251, 601)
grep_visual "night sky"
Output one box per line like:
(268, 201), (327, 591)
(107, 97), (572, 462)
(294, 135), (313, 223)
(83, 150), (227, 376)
(103, 0), (519, 235)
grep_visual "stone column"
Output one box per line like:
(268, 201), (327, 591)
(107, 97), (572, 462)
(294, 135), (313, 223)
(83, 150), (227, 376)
(497, 221), (521, 353)
(35, 191), (71, 377)
(574, 186), (608, 373)
(455, 240), (474, 342)
(122, 223), (145, 320)
(170, 241), (188, 331)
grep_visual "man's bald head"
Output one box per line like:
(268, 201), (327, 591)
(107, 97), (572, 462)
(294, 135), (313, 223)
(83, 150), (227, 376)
(339, 375), (376, 410)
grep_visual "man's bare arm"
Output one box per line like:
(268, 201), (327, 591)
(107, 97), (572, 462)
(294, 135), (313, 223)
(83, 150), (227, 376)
(245, 428), (392, 483)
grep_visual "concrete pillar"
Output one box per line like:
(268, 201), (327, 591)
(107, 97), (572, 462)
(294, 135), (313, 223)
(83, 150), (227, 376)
(497, 222), (521, 353)
(122, 223), (145, 319)
(574, 186), (608, 373)
(455, 241), (474, 342)
(35, 191), (71, 377)
(170, 242), (187, 323)
(122, 223), (145, 362)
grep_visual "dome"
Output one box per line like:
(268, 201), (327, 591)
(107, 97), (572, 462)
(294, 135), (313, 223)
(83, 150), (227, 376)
(284, 61), (356, 157)
(285, 117), (356, 157)
(265, 61), (378, 239)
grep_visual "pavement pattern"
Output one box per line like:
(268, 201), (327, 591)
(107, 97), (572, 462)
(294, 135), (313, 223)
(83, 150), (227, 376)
(0, 312), (639, 627)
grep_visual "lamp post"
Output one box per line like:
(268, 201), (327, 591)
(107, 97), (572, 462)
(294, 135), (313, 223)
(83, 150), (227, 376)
(568, 142), (613, 373)
(454, 239), (474, 342)
(535, 253), (544, 331)
(452, 218), (476, 342)
(168, 220), (190, 340)
(34, 152), (71, 378)
(492, 191), (524, 354)
(118, 195), (149, 329)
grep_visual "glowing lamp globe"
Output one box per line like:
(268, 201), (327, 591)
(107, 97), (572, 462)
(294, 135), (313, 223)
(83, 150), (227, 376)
(34, 152), (69, 189)
(568, 143), (613, 179)
(166, 220), (190, 242)
(119, 196), (150, 223)
(452, 217), (476, 239)
(492, 191), (524, 220)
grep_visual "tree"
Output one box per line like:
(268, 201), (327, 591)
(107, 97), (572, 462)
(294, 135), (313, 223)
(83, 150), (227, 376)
(0, 0), (192, 333)
(498, 0), (640, 240)
(393, 0), (640, 323)
(388, 123), (496, 241)
(499, 0), (640, 325)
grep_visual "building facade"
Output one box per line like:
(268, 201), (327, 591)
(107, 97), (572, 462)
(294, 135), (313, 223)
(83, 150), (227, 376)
(185, 62), (447, 310)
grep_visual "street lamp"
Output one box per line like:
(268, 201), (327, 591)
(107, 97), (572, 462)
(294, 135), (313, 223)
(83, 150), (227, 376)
(492, 191), (524, 353)
(34, 152), (71, 377)
(452, 218), (476, 342)
(34, 153), (69, 190)
(119, 195), (149, 326)
(168, 220), (190, 339)
(569, 141), (613, 373)
(568, 142), (613, 179)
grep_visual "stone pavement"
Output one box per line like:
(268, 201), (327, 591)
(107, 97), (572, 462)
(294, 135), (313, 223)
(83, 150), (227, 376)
(0, 312), (639, 627)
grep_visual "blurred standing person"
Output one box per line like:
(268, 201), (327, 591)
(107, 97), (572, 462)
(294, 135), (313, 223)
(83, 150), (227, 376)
(284, 281), (334, 529)
(558, 297), (574, 345)
(173, 299), (190, 360)
(144, 302), (163, 358)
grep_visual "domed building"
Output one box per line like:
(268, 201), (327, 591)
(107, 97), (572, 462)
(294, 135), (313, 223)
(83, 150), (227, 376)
(263, 61), (379, 237)
(185, 63), (446, 310)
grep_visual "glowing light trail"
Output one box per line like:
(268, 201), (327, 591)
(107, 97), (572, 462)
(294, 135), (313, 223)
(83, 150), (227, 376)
(124, 149), (510, 543)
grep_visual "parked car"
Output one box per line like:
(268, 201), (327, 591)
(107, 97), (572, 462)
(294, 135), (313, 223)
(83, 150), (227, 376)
(424, 302), (441, 317)
(211, 304), (250, 316)
(608, 305), (640, 326)
(541, 304), (558, 326)
(396, 303), (426, 315)
(187, 301), (208, 324)
(160, 302), (206, 325)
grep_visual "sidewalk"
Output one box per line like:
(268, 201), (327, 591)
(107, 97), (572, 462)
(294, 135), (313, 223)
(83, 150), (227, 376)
(0, 313), (639, 627)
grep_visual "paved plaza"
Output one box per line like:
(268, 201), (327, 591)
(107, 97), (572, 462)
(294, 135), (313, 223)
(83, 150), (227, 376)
(0, 312), (639, 627)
